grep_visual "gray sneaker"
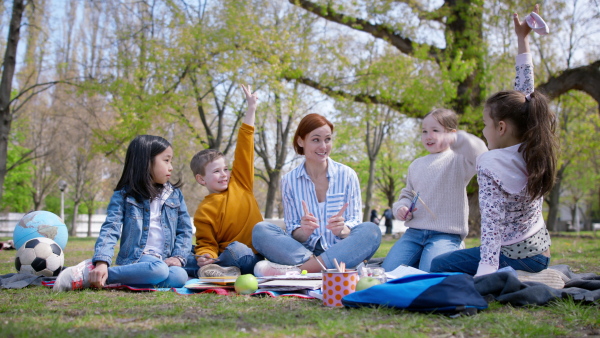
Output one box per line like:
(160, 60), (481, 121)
(199, 264), (241, 277)
(53, 259), (94, 292)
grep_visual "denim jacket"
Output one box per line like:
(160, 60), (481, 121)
(93, 185), (193, 267)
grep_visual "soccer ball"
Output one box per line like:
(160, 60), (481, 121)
(15, 238), (65, 277)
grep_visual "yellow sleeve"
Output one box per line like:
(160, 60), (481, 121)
(230, 123), (254, 192)
(193, 203), (219, 258)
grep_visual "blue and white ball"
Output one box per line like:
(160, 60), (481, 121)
(13, 211), (68, 250)
(15, 238), (65, 277)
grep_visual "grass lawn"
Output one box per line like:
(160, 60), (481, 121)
(1, 234), (599, 337)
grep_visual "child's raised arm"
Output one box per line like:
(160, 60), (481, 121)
(513, 5), (537, 54)
(241, 84), (258, 127)
(513, 5), (543, 95)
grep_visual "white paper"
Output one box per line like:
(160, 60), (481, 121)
(258, 279), (323, 290)
(385, 265), (428, 280)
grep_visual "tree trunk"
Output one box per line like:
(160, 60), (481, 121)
(87, 208), (93, 237)
(254, 90), (293, 219)
(444, 0), (485, 115)
(363, 158), (376, 222)
(70, 200), (80, 237)
(264, 170), (282, 219)
(467, 190), (481, 238)
(545, 176), (562, 232)
(32, 189), (43, 210)
(0, 0), (25, 203)
(545, 164), (566, 232)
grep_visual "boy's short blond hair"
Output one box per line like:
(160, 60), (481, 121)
(190, 149), (224, 176)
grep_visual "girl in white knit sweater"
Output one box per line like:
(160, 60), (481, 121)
(431, 5), (558, 277)
(382, 109), (487, 272)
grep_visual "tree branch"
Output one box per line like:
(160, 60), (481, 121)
(289, 76), (422, 117)
(290, 58), (600, 119)
(287, 0), (442, 61)
(537, 60), (600, 113)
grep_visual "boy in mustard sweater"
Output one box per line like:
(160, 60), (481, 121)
(184, 85), (264, 277)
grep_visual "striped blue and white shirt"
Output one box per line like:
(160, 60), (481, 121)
(281, 158), (363, 251)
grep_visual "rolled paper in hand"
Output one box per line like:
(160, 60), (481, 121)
(525, 12), (549, 35)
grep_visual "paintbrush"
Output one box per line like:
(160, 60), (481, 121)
(333, 258), (342, 272)
(314, 255), (327, 271)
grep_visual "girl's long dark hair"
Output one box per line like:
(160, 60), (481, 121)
(115, 135), (182, 201)
(485, 91), (558, 200)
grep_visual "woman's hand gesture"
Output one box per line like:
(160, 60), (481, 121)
(299, 200), (319, 237)
(326, 203), (349, 238)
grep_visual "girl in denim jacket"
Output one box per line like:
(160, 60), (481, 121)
(54, 135), (193, 291)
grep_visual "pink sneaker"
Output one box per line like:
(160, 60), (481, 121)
(53, 259), (95, 292)
(253, 260), (301, 277)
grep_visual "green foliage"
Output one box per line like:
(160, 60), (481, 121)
(43, 195), (62, 219)
(0, 143), (34, 212)
(0, 123), (34, 212)
(554, 92), (600, 219)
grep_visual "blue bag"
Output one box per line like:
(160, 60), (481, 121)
(341, 273), (488, 315)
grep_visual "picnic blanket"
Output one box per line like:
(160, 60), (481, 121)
(36, 277), (314, 298)
(0, 273), (48, 289)
(8, 265), (599, 306)
(474, 265), (600, 306)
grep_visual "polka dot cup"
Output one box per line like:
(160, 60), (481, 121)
(322, 269), (358, 307)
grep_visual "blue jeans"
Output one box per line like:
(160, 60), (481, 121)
(106, 254), (188, 288)
(252, 221), (381, 269)
(184, 241), (263, 277)
(381, 228), (462, 272)
(429, 246), (550, 275)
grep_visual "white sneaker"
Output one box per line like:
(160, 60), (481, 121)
(53, 259), (94, 292)
(516, 269), (566, 289)
(199, 264), (241, 278)
(253, 260), (301, 277)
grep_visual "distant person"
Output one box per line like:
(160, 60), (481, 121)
(252, 113), (381, 276)
(184, 85), (263, 277)
(383, 208), (393, 235)
(370, 209), (380, 225)
(431, 6), (557, 278)
(381, 108), (487, 273)
(54, 135), (193, 291)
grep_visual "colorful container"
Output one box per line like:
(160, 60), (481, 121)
(322, 269), (358, 307)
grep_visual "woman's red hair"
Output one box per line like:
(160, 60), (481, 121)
(293, 113), (334, 155)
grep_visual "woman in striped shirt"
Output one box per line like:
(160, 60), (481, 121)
(252, 113), (381, 276)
